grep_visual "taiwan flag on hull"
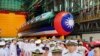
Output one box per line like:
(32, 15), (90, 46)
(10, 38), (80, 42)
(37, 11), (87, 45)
(61, 13), (74, 32)
(54, 12), (74, 35)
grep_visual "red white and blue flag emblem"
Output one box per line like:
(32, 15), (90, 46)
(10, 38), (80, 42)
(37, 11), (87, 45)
(54, 12), (74, 35)
(61, 13), (74, 32)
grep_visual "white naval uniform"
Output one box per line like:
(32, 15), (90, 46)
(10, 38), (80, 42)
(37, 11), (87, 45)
(0, 48), (8, 56)
(29, 43), (35, 52)
(62, 50), (82, 56)
(32, 44), (44, 53)
(42, 44), (52, 56)
(5, 47), (10, 56)
(17, 41), (24, 50)
(62, 48), (68, 56)
(77, 46), (88, 56)
(23, 43), (32, 56)
(49, 41), (56, 46)
(9, 43), (17, 56)
(43, 50), (52, 56)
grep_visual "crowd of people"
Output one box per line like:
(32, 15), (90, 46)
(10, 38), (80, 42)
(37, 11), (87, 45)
(0, 38), (100, 56)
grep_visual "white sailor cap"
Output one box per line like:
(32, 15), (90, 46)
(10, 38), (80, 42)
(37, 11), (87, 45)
(56, 40), (62, 43)
(66, 40), (78, 44)
(35, 39), (41, 44)
(24, 39), (28, 42)
(30, 39), (35, 41)
(0, 41), (6, 46)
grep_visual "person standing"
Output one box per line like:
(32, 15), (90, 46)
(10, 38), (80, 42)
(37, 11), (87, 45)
(16, 44), (21, 56)
(0, 41), (8, 56)
(88, 49), (94, 56)
(17, 39), (24, 56)
(94, 45), (100, 56)
(17, 39), (24, 50)
(77, 42), (89, 56)
(9, 39), (17, 56)
(29, 39), (35, 52)
(33, 39), (44, 53)
(42, 45), (51, 56)
(88, 44), (94, 56)
(63, 41), (83, 56)
(23, 39), (32, 56)
(5, 41), (10, 56)
(42, 40), (52, 56)
(89, 41), (100, 56)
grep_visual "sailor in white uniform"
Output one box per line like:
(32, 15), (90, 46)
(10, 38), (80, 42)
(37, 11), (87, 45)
(32, 39), (44, 53)
(63, 50), (82, 56)
(5, 42), (10, 56)
(42, 39), (52, 56)
(62, 41), (83, 56)
(42, 46), (52, 56)
(23, 39), (32, 56)
(77, 42), (89, 56)
(17, 39), (24, 50)
(9, 39), (17, 56)
(0, 41), (9, 56)
(29, 39), (35, 52)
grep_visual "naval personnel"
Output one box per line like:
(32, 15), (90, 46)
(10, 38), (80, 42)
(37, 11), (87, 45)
(63, 50), (82, 56)
(62, 40), (83, 56)
(0, 41), (9, 56)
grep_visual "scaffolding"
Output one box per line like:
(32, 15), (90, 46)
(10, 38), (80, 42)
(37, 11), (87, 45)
(42, 0), (100, 23)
